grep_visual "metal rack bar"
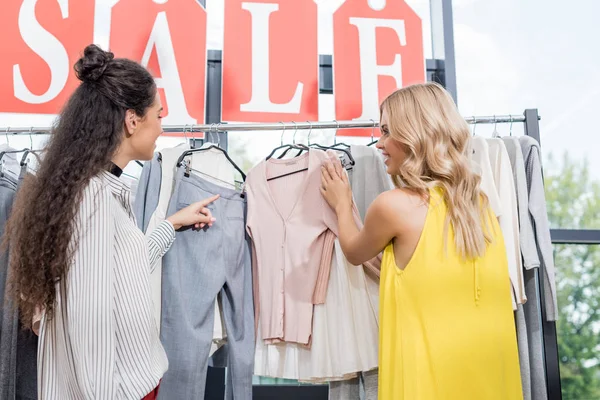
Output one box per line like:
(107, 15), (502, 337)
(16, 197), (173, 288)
(0, 114), (532, 135)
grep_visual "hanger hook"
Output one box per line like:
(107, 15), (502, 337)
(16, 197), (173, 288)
(370, 119), (376, 142)
(307, 121), (313, 145)
(279, 122), (286, 146)
(509, 116), (514, 136)
(292, 121), (299, 145)
(29, 127), (33, 150)
(216, 123), (222, 147)
(471, 117), (476, 136)
(182, 124), (188, 141)
(333, 119), (340, 145)
(5, 127), (9, 147)
(493, 115), (497, 132)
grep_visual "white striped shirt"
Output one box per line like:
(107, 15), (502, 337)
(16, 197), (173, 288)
(37, 171), (175, 399)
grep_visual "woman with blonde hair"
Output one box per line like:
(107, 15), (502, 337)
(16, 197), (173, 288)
(320, 82), (522, 399)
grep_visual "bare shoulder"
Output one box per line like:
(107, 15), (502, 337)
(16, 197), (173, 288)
(368, 188), (428, 235)
(371, 188), (425, 215)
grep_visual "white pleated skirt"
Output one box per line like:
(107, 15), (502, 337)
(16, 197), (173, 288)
(253, 240), (379, 381)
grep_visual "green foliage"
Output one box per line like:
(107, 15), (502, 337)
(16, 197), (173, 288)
(545, 152), (600, 399)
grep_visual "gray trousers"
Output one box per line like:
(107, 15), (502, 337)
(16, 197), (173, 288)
(133, 153), (162, 233)
(329, 370), (378, 400)
(158, 167), (254, 400)
(0, 170), (38, 399)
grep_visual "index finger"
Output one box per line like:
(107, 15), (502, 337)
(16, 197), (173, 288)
(326, 160), (340, 179)
(199, 194), (220, 207)
(333, 158), (344, 178)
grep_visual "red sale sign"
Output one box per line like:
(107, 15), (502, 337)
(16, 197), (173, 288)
(333, 0), (425, 136)
(110, 0), (207, 126)
(0, 0), (94, 114)
(222, 0), (318, 122)
(0, 0), (206, 129)
(0, 1), (426, 137)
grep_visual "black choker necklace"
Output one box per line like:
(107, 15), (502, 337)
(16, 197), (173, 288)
(109, 163), (123, 177)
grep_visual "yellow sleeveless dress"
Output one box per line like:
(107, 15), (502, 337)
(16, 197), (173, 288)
(379, 187), (523, 399)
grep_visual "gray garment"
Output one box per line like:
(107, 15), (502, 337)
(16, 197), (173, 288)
(0, 179), (18, 400)
(503, 136), (547, 400)
(133, 153), (162, 233)
(523, 268), (548, 400)
(0, 169), (38, 400)
(329, 370), (378, 400)
(158, 167), (254, 400)
(519, 136), (558, 321)
(330, 145), (387, 400)
(514, 305), (532, 400)
(502, 137), (540, 270)
(349, 145), (393, 220)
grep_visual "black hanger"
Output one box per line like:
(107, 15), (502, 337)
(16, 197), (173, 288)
(308, 143), (355, 168)
(176, 144), (246, 181)
(266, 145), (310, 181)
(135, 160), (144, 167)
(266, 122), (305, 160)
(267, 143), (307, 160)
(0, 149), (29, 162)
(305, 120), (355, 167)
(277, 143), (309, 159)
(20, 149), (42, 166)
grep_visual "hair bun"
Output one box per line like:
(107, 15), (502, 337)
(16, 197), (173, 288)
(74, 44), (114, 83)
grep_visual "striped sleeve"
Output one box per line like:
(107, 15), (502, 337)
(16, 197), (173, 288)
(146, 220), (176, 270)
(67, 181), (116, 398)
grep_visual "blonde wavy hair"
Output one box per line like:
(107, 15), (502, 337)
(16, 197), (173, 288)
(380, 82), (492, 260)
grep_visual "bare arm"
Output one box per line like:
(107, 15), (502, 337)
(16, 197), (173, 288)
(321, 161), (397, 266)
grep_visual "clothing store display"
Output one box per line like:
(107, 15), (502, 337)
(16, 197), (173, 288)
(471, 136), (523, 308)
(158, 166), (253, 400)
(246, 150), (338, 345)
(519, 136), (558, 321)
(37, 171), (175, 399)
(503, 136), (547, 400)
(0, 113), (560, 400)
(378, 186), (522, 399)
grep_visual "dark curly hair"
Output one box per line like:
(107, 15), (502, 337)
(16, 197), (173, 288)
(4, 44), (157, 329)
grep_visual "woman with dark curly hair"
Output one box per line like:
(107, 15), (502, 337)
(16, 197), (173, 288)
(5, 44), (219, 399)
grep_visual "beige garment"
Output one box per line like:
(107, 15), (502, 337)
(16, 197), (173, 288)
(471, 136), (525, 308)
(487, 138), (526, 305)
(246, 150), (338, 345)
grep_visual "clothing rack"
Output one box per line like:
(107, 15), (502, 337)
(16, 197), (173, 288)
(0, 114), (534, 135)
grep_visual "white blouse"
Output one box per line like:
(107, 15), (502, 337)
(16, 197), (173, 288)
(37, 171), (175, 399)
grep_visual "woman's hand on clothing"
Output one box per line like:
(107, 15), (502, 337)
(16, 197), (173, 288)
(320, 160), (353, 214)
(167, 194), (220, 230)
